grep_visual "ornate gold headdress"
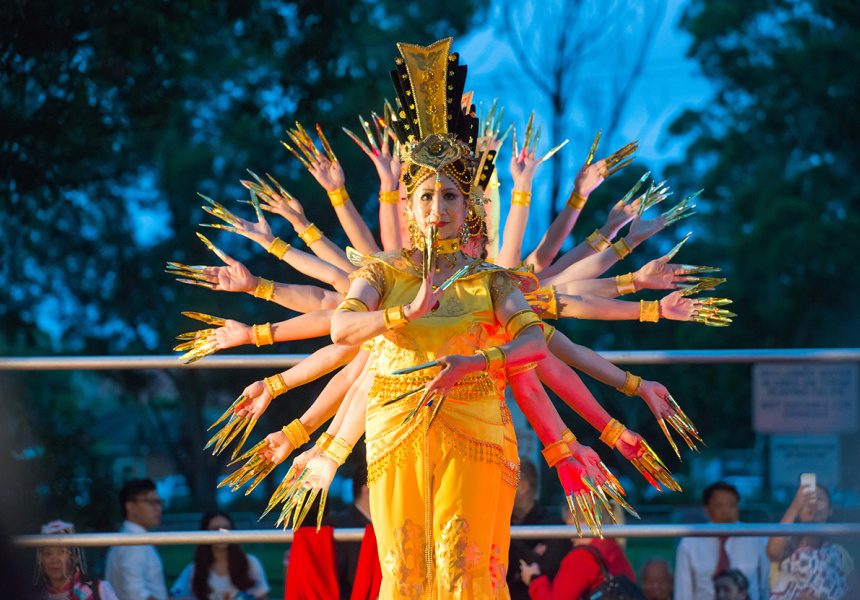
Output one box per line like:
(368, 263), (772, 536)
(386, 38), (498, 244)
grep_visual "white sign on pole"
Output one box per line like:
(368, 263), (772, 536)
(769, 434), (840, 488)
(753, 362), (859, 433)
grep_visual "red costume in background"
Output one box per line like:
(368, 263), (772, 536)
(528, 538), (635, 600)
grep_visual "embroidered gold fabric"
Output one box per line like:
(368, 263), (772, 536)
(524, 285), (559, 319)
(435, 514), (482, 596)
(489, 271), (521, 310)
(383, 519), (426, 600)
(488, 545), (507, 599)
(349, 261), (389, 301)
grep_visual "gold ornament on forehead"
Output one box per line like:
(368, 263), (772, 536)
(402, 133), (471, 172)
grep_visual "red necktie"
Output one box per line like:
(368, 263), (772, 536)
(714, 536), (730, 575)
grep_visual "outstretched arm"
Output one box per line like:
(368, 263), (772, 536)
(496, 141), (541, 269)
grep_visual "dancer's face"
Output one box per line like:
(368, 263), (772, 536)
(409, 174), (467, 241)
(41, 547), (72, 585)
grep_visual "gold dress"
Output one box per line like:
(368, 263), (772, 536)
(353, 250), (533, 600)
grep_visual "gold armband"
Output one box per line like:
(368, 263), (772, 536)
(384, 305), (409, 329)
(615, 273), (636, 296)
(264, 373), (289, 398)
(543, 324), (556, 344)
(541, 440), (573, 468)
(561, 428), (577, 444)
(506, 361), (537, 378)
(611, 237), (632, 259)
(268, 237), (291, 259)
(253, 277), (275, 301)
(314, 432), (333, 450)
(511, 190), (531, 206)
(639, 300), (660, 323)
(567, 190), (587, 211)
(252, 323), (274, 347)
(617, 371), (642, 397)
(476, 346), (507, 373)
(298, 223), (322, 246)
(599, 418), (627, 448)
(281, 419), (310, 448)
(504, 309), (542, 339)
(586, 229), (611, 252)
(379, 190), (400, 205)
(336, 298), (370, 313)
(327, 186), (350, 207)
(323, 437), (352, 465)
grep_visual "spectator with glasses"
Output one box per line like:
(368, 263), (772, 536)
(106, 479), (167, 600)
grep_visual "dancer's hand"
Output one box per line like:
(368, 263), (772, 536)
(301, 455), (339, 493)
(637, 380), (675, 420)
(192, 252), (257, 293)
(424, 354), (486, 399)
(614, 429), (645, 461)
(510, 147), (540, 191)
(218, 206), (277, 248)
(568, 442), (607, 486)
(234, 380), (274, 420)
(633, 253), (688, 290)
(307, 155), (347, 193)
(555, 457), (589, 495)
(358, 128), (401, 190)
(257, 431), (295, 466)
(212, 319), (253, 350)
(256, 190), (310, 231)
(658, 291), (697, 321)
(602, 195), (642, 237)
(404, 265), (444, 322)
(571, 160), (605, 200)
(627, 213), (667, 246)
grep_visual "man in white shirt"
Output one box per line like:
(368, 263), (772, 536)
(106, 479), (168, 600)
(675, 481), (769, 600)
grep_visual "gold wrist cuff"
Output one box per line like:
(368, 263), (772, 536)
(615, 273), (636, 296)
(567, 190), (587, 211)
(504, 309), (542, 339)
(264, 373), (289, 398)
(611, 237), (632, 259)
(542, 440), (573, 468)
(511, 190), (532, 206)
(298, 223), (322, 246)
(268, 237), (291, 259)
(314, 432), (333, 450)
(327, 186), (350, 207)
(586, 229), (611, 252)
(379, 190), (400, 205)
(323, 437), (352, 465)
(561, 428), (577, 444)
(336, 298), (370, 313)
(476, 346), (507, 372)
(282, 419), (310, 448)
(384, 305), (409, 329)
(252, 323), (274, 347)
(639, 300), (660, 323)
(599, 418), (627, 448)
(617, 371), (643, 397)
(254, 277), (275, 301)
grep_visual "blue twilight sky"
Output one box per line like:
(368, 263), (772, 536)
(454, 0), (715, 250)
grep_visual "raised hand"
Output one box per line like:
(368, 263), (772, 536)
(199, 192), (275, 248)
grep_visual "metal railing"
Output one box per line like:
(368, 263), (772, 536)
(2, 348), (858, 370)
(13, 523), (860, 547)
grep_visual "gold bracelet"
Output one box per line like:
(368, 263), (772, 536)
(567, 190), (587, 211)
(327, 186), (350, 207)
(251, 323), (274, 347)
(314, 432), (333, 450)
(615, 273), (636, 296)
(379, 190), (400, 205)
(253, 277), (275, 301)
(617, 371), (643, 397)
(506, 361), (538, 378)
(504, 309), (542, 339)
(264, 373), (289, 398)
(541, 440), (573, 468)
(282, 419), (310, 448)
(561, 428), (577, 444)
(268, 237), (291, 259)
(476, 346), (506, 372)
(323, 437), (352, 465)
(586, 229), (611, 252)
(383, 305), (409, 329)
(599, 418), (627, 448)
(611, 237), (632, 259)
(511, 190), (531, 206)
(336, 298), (370, 313)
(298, 223), (322, 246)
(543, 324), (556, 344)
(639, 300), (660, 323)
